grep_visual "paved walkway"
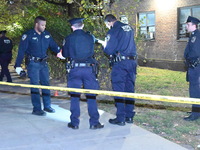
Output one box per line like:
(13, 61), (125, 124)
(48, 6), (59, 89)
(0, 66), (189, 150)
(0, 92), (188, 150)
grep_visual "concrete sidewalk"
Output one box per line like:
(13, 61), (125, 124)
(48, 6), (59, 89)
(0, 91), (188, 150)
(0, 66), (189, 150)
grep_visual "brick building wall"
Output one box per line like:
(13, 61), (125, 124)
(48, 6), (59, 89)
(107, 0), (200, 71)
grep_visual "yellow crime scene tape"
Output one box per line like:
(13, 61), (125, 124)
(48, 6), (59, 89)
(0, 81), (200, 105)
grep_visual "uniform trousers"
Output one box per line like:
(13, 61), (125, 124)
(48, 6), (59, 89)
(67, 67), (100, 126)
(0, 53), (12, 82)
(111, 59), (137, 122)
(188, 65), (200, 116)
(27, 60), (51, 111)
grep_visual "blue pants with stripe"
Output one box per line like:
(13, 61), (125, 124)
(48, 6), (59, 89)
(67, 67), (100, 126)
(111, 60), (137, 122)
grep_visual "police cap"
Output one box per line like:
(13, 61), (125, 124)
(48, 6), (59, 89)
(0, 30), (6, 34)
(68, 18), (84, 25)
(186, 16), (200, 24)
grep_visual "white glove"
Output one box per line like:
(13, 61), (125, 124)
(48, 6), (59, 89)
(57, 51), (65, 60)
(15, 67), (23, 75)
(97, 39), (107, 48)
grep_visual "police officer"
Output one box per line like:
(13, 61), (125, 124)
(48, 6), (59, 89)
(15, 16), (64, 116)
(0, 30), (13, 82)
(184, 16), (200, 121)
(98, 14), (137, 126)
(62, 18), (104, 130)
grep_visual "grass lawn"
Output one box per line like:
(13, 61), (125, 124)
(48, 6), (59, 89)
(99, 66), (200, 150)
(136, 66), (188, 97)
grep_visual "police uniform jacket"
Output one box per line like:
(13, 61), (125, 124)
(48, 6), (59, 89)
(15, 29), (60, 67)
(62, 29), (95, 63)
(184, 29), (200, 61)
(104, 21), (137, 56)
(0, 36), (13, 54)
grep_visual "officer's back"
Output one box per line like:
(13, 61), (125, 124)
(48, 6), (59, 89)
(0, 30), (13, 54)
(64, 29), (94, 63)
(0, 30), (13, 82)
(62, 18), (104, 130)
(105, 21), (136, 57)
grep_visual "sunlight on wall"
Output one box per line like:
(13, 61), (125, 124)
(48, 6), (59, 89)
(155, 0), (177, 11)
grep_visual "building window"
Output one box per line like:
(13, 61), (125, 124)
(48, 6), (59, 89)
(179, 5), (200, 39)
(138, 11), (155, 40)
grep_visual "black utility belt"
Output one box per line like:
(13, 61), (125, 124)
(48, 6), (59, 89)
(109, 55), (137, 67)
(186, 58), (200, 68)
(120, 56), (137, 60)
(187, 61), (200, 68)
(74, 63), (92, 67)
(29, 56), (48, 62)
(110, 55), (137, 63)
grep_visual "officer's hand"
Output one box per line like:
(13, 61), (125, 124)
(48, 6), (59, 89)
(95, 38), (100, 43)
(97, 39), (107, 48)
(57, 51), (65, 60)
(15, 67), (23, 75)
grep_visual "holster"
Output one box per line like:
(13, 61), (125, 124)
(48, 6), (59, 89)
(66, 59), (75, 74)
(25, 55), (30, 66)
(186, 70), (189, 82)
(92, 61), (99, 78)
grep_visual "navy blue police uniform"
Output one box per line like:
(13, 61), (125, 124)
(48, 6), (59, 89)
(15, 29), (60, 114)
(184, 16), (200, 121)
(62, 18), (103, 129)
(104, 20), (137, 124)
(0, 30), (13, 82)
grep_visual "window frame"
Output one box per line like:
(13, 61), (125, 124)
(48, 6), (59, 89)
(138, 11), (156, 40)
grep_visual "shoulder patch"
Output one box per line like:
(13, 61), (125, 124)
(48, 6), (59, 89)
(106, 34), (111, 42)
(191, 36), (196, 43)
(22, 34), (27, 41)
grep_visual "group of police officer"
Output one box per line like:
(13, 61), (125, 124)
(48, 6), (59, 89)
(12, 14), (137, 130)
(61, 15), (138, 129)
(1, 14), (199, 130)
